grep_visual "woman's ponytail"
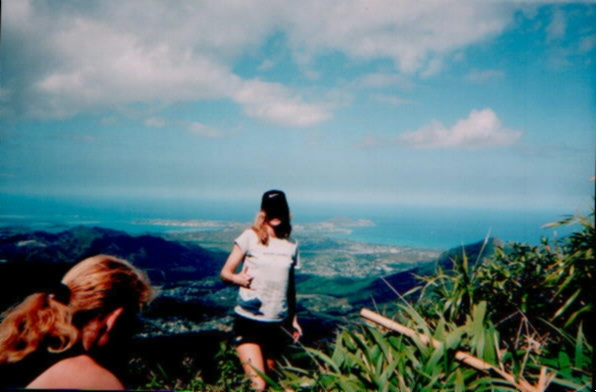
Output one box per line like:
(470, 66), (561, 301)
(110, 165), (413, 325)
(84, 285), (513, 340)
(252, 210), (270, 245)
(0, 292), (78, 364)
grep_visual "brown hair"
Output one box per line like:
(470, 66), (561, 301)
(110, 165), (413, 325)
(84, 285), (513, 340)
(0, 255), (155, 365)
(251, 210), (292, 246)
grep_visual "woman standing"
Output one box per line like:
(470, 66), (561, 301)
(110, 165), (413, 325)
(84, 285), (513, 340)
(220, 190), (302, 390)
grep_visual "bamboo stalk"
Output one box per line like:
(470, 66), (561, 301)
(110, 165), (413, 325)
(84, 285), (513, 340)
(360, 308), (539, 392)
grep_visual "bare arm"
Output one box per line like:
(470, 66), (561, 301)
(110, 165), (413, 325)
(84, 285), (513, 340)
(288, 267), (302, 341)
(220, 244), (253, 288)
(287, 266), (297, 316)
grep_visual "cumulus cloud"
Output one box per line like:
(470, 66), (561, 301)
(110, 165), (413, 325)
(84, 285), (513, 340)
(233, 80), (330, 127)
(397, 109), (522, 149)
(284, 1), (515, 73)
(2, 0), (329, 126)
(2, 0), (517, 124)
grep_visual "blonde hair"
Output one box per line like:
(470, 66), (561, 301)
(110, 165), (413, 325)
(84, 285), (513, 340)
(251, 210), (292, 246)
(0, 255), (155, 365)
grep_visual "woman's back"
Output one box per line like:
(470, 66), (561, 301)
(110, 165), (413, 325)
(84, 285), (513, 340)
(27, 354), (124, 390)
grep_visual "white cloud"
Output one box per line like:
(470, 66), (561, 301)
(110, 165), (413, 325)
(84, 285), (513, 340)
(258, 59), (276, 71)
(4, 0), (333, 127)
(466, 69), (505, 83)
(187, 122), (225, 138)
(579, 34), (596, 54)
(397, 109), (522, 149)
(356, 134), (385, 149)
(546, 9), (566, 42)
(357, 72), (413, 89)
(420, 56), (445, 78)
(370, 94), (414, 106)
(2, 0), (518, 123)
(284, 1), (515, 73)
(233, 80), (330, 127)
(145, 117), (167, 128)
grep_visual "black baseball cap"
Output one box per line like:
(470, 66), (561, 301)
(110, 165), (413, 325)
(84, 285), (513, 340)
(261, 190), (290, 220)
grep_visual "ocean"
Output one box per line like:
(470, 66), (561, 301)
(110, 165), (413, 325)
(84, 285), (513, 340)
(0, 194), (580, 250)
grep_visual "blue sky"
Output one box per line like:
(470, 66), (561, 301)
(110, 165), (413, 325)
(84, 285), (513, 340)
(1, 1), (594, 212)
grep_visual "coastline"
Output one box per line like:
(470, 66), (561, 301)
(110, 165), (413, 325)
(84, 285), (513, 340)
(0, 193), (577, 249)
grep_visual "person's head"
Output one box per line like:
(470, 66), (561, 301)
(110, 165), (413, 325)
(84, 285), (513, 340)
(0, 255), (155, 364)
(253, 190), (292, 244)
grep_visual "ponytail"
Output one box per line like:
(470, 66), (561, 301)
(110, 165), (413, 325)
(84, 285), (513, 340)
(0, 292), (78, 364)
(252, 211), (269, 245)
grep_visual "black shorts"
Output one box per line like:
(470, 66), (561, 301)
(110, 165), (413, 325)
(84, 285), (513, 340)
(233, 315), (292, 355)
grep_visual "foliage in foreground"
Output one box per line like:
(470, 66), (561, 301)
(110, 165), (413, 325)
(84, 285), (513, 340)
(271, 206), (593, 391)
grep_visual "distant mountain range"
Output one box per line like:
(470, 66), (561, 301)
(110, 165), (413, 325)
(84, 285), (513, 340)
(0, 226), (226, 311)
(0, 226), (226, 278)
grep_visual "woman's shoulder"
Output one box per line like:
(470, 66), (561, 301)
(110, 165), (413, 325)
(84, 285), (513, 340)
(27, 354), (124, 390)
(0, 349), (59, 389)
(237, 228), (258, 240)
(272, 236), (298, 253)
(234, 228), (260, 250)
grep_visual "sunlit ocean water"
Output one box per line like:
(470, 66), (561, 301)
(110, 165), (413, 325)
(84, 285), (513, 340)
(0, 194), (580, 250)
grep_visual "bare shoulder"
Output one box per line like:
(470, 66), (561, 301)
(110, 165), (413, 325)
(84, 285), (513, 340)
(27, 354), (125, 390)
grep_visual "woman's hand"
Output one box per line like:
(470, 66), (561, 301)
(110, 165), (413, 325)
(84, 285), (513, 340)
(221, 244), (253, 288)
(233, 265), (253, 289)
(292, 316), (302, 342)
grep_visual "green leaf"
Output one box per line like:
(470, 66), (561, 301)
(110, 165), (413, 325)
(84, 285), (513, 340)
(366, 326), (393, 363)
(379, 357), (399, 388)
(423, 342), (446, 376)
(331, 330), (346, 365)
(564, 303), (593, 328)
(557, 350), (572, 376)
(306, 348), (341, 374)
(552, 288), (581, 321)
(548, 376), (588, 390)
(481, 326), (498, 366)
(574, 323), (586, 369)
(251, 365), (283, 390)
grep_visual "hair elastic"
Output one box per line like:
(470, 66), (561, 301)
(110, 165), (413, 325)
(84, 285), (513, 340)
(48, 283), (71, 305)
